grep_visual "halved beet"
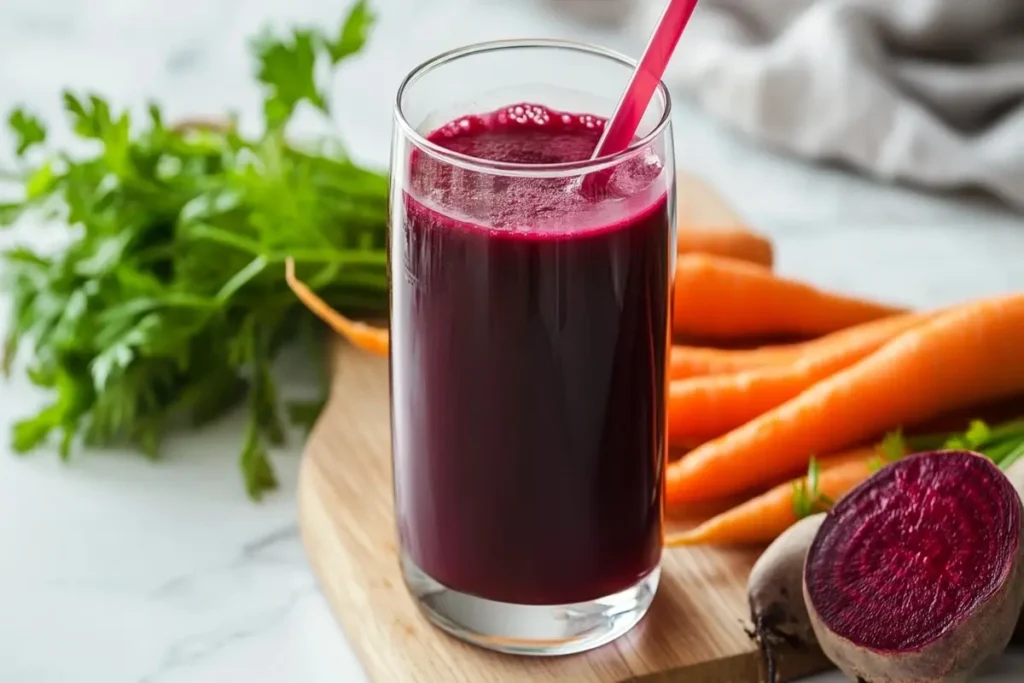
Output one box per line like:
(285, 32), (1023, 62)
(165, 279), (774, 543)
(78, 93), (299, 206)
(804, 450), (1024, 682)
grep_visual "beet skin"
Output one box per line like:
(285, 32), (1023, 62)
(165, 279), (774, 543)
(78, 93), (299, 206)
(748, 513), (825, 682)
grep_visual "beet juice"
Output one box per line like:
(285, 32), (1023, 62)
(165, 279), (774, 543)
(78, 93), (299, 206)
(388, 36), (675, 658)
(391, 101), (672, 604)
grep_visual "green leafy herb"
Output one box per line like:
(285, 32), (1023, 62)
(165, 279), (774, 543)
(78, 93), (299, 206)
(252, 0), (373, 128)
(7, 110), (46, 155)
(329, 0), (375, 62)
(0, 1), (388, 499)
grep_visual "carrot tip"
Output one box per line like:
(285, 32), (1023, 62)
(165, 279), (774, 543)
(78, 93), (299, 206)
(663, 533), (701, 548)
(284, 257), (390, 357)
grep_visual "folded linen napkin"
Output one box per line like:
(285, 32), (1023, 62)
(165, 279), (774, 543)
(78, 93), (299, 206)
(603, 0), (1024, 210)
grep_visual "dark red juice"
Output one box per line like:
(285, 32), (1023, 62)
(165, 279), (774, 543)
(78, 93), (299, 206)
(390, 104), (672, 605)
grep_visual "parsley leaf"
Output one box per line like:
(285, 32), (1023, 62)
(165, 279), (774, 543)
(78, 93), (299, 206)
(328, 0), (375, 64)
(252, 0), (374, 129)
(8, 109), (46, 155)
(0, 1), (388, 500)
(254, 28), (327, 128)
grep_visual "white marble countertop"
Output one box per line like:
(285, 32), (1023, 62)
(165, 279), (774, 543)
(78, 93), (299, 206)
(1, 0), (1023, 681)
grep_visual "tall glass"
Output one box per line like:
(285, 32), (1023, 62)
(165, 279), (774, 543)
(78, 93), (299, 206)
(388, 40), (676, 656)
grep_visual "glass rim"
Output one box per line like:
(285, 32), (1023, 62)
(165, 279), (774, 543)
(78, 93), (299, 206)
(393, 38), (674, 178)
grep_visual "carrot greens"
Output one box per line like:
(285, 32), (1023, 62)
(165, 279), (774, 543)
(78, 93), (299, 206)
(0, 1), (386, 499)
(792, 457), (834, 518)
(795, 417), (1024, 519)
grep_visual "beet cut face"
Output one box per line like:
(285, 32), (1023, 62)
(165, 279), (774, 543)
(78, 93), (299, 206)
(805, 450), (1021, 653)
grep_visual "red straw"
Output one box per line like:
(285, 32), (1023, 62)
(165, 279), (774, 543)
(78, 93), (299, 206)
(592, 0), (700, 159)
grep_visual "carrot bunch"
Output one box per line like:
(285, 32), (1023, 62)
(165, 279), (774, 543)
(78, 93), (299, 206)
(666, 294), (1024, 506)
(662, 246), (1024, 547)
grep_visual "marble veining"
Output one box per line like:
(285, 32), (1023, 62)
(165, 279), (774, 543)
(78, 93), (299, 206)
(1, 0), (1022, 681)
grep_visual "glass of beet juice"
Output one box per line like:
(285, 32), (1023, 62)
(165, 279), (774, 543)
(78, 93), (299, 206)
(388, 40), (676, 655)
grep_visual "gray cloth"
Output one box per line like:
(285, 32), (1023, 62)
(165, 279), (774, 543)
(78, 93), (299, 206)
(625, 0), (1024, 210)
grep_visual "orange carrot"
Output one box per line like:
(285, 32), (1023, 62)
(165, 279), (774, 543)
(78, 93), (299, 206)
(666, 293), (1024, 505)
(669, 312), (934, 380)
(669, 356), (855, 446)
(284, 258), (390, 356)
(677, 226), (774, 269)
(665, 447), (878, 547)
(672, 254), (907, 340)
(668, 314), (936, 443)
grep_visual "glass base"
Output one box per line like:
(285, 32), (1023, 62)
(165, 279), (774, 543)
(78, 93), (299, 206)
(401, 551), (660, 656)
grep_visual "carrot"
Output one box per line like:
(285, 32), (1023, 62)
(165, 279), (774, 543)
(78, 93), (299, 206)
(669, 311), (934, 380)
(668, 314), (936, 443)
(677, 226), (773, 269)
(666, 293), (1024, 505)
(284, 258), (390, 356)
(672, 254), (907, 340)
(665, 447), (878, 547)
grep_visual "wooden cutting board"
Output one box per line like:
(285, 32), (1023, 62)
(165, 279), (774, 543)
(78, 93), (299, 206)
(297, 174), (833, 682)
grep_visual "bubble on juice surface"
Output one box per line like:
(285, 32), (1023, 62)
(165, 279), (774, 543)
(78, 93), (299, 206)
(412, 103), (665, 233)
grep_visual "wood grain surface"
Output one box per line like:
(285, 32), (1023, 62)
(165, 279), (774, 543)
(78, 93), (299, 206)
(297, 174), (833, 682)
